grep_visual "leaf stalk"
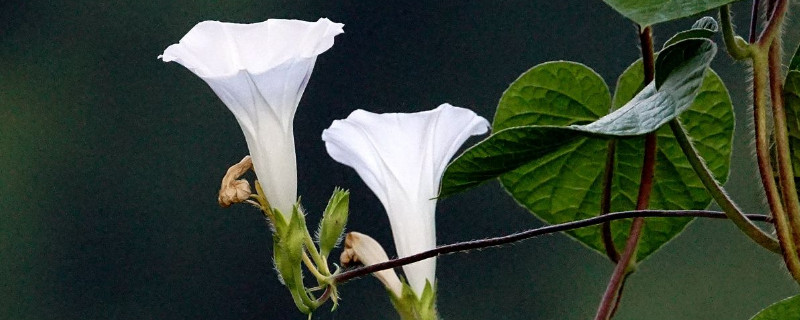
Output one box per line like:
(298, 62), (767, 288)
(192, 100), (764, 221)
(669, 119), (781, 252)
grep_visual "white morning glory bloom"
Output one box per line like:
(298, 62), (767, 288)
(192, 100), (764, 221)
(160, 18), (344, 216)
(322, 104), (489, 295)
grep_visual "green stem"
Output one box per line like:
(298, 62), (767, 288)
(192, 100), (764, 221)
(304, 231), (331, 276)
(302, 251), (329, 283)
(668, 119), (781, 253)
(720, 5), (751, 60)
(752, 47), (800, 282)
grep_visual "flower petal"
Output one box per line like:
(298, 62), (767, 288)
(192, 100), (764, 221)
(160, 18), (343, 78)
(161, 18), (343, 215)
(322, 104), (489, 294)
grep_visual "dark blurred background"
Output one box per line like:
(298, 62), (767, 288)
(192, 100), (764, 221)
(2, 1), (799, 319)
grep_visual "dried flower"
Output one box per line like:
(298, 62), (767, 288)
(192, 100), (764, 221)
(218, 156), (254, 207)
(341, 231), (403, 296)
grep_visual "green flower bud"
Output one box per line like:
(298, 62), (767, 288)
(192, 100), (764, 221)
(317, 188), (350, 257)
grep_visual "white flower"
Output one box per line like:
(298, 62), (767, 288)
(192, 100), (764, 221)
(322, 104), (489, 295)
(160, 18), (344, 216)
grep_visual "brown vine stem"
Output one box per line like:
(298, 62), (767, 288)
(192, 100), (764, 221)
(593, 25), (656, 320)
(749, 0), (761, 43)
(750, 0), (800, 283)
(757, 0), (787, 48)
(768, 34), (800, 258)
(767, 0), (777, 22)
(752, 47), (800, 281)
(330, 210), (771, 284)
(600, 139), (620, 262)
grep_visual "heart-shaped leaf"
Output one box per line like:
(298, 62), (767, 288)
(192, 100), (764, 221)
(441, 39), (733, 260)
(441, 39), (717, 195)
(604, 60), (734, 259)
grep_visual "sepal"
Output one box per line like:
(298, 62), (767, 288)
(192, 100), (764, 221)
(389, 279), (439, 320)
(272, 204), (316, 314)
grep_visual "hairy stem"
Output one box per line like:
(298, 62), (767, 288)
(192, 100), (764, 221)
(752, 48), (800, 281)
(767, 0), (777, 20)
(594, 25), (656, 320)
(769, 38), (800, 256)
(757, 0), (787, 47)
(721, 5), (752, 60)
(669, 119), (780, 253)
(750, 0), (761, 43)
(601, 139), (620, 262)
(304, 231), (331, 276)
(302, 251), (329, 283)
(331, 210), (771, 284)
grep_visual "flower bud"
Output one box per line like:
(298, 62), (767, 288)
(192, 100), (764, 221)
(341, 232), (402, 296)
(317, 188), (349, 257)
(218, 156), (253, 207)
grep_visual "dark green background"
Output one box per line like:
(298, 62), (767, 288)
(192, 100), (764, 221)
(2, 1), (798, 319)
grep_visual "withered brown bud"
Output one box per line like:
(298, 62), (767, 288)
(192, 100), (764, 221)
(341, 231), (403, 296)
(218, 156), (253, 207)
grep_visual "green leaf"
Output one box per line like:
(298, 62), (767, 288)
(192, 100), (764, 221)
(587, 39), (717, 134)
(750, 295), (800, 320)
(492, 61), (610, 131)
(441, 39), (732, 260)
(790, 43), (800, 72)
(662, 17), (718, 49)
(691, 16), (720, 30)
(601, 0), (739, 26)
(605, 60), (734, 259)
(655, 38), (716, 90)
(317, 187), (350, 257)
(501, 66), (731, 261)
(441, 39), (716, 196)
(785, 71), (800, 177)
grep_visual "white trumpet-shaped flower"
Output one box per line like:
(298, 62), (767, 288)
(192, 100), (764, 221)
(160, 18), (344, 216)
(322, 104), (489, 295)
